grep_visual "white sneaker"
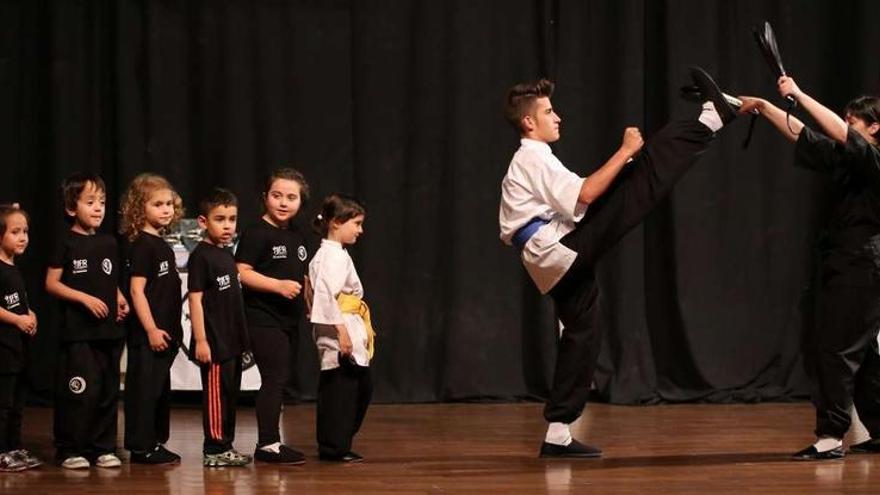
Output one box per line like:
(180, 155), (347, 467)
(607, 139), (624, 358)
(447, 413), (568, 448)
(61, 456), (90, 470)
(95, 453), (122, 468)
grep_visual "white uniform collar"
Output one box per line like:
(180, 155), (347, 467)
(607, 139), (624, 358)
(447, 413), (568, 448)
(321, 238), (344, 250)
(520, 138), (553, 155)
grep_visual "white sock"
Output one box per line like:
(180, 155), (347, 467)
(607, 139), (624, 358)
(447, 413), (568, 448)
(697, 101), (724, 132)
(259, 442), (282, 453)
(813, 436), (842, 452)
(545, 422), (572, 446)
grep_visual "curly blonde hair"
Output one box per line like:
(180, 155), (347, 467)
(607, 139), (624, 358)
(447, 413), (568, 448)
(119, 173), (184, 241)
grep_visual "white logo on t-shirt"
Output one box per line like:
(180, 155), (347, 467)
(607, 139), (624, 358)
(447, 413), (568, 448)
(102, 258), (113, 275)
(69, 376), (86, 394)
(158, 260), (169, 277)
(4, 292), (20, 310)
(297, 245), (307, 261)
(272, 245), (288, 259)
(72, 259), (88, 274)
(217, 274), (232, 291)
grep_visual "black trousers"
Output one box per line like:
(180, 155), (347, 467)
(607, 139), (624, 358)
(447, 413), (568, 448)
(0, 372), (27, 452)
(283, 324), (302, 402)
(546, 120), (714, 424)
(54, 339), (124, 460)
(250, 324), (292, 446)
(199, 357), (242, 455)
(316, 361), (372, 458)
(806, 284), (880, 439)
(123, 344), (176, 452)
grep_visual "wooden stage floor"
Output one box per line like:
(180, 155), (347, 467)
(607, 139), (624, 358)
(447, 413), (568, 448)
(3, 402), (880, 493)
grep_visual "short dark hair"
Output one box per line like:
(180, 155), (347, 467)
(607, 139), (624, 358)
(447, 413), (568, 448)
(61, 172), (106, 220)
(844, 95), (880, 140)
(199, 188), (238, 217)
(263, 167), (310, 203)
(0, 204), (28, 237)
(504, 79), (555, 133)
(312, 193), (366, 237)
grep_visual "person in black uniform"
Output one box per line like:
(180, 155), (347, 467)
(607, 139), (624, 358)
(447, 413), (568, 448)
(188, 188), (251, 467)
(0, 205), (42, 472)
(120, 173), (185, 464)
(45, 173), (130, 470)
(236, 168), (310, 464)
(742, 77), (880, 460)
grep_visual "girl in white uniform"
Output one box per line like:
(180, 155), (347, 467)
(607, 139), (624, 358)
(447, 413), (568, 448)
(308, 194), (373, 462)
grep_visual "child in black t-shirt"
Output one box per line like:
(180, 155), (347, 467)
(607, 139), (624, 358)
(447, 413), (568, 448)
(188, 188), (251, 467)
(236, 168), (310, 464)
(45, 173), (130, 470)
(120, 174), (184, 464)
(0, 205), (42, 472)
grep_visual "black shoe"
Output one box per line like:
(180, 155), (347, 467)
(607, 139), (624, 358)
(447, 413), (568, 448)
(679, 85), (743, 110)
(254, 444), (306, 465)
(157, 445), (181, 463)
(791, 445), (845, 461)
(130, 444), (181, 465)
(689, 66), (738, 124)
(849, 438), (880, 454)
(539, 439), (602, 459)
(319, 451), (364, 463)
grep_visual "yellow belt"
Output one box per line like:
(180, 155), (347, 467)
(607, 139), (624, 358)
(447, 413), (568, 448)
(336, 293), (376, 359)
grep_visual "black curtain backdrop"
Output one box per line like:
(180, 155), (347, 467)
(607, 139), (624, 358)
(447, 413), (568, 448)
(3, 0), (879, 405)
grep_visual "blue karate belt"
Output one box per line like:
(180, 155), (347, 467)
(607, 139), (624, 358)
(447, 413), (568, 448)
(512, 217), (550, 250)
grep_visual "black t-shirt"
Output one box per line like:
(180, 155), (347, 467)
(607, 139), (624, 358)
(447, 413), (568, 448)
(125, 232), (183, 347)
(48, 231), (124, 341)
(235, 219), (309, 329)
(795, 127), (880, 286)
(187, 241), (248, 362)
(0, 262), (30, 373)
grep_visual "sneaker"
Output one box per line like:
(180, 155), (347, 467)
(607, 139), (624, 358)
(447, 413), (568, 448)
(130, 445), (181, 465)
(0, 452), (28, 472)
(203, 449), (252, 467)
(254, 444), (306, 465)
(95, 453), (122, 468)
(9, 449), (43, 469)
(61, 456), (90, 470)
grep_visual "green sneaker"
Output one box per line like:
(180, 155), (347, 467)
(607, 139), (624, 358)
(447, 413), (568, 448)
(203, 449), (252, 467)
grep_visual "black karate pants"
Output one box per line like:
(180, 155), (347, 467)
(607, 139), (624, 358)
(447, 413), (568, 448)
(0, 372), (27, 452)
(283, 325), (302, 402)
(54, 339), (124, 461)
(546, 120), (714, 424)
(124, 344), (176, 452)
(807, 284), (880, 439)
(199, 357), (242, 455)
(316, 360), (372, 458)
(250, 324), (293, 446)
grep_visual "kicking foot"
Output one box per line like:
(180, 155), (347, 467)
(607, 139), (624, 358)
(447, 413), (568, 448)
(679, 84), (743, 110)
(688, 66), (738, 125)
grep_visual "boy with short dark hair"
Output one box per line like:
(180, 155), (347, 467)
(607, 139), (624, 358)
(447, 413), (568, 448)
(187, 188), (251, 467)
(45, 172), (130, 469)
